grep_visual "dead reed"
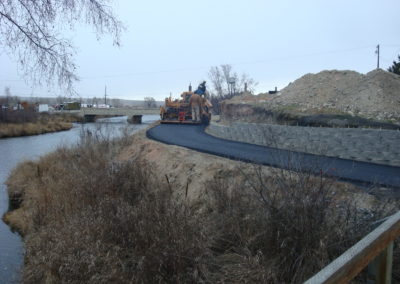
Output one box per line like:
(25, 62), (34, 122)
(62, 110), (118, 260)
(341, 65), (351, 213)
(5, 129), (398, 283)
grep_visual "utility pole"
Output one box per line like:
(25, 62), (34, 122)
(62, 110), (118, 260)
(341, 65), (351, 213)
(104, 85), (107, 105)
(376, 44), (380, 69)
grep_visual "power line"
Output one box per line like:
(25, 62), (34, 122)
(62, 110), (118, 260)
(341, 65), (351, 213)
(231, 45), (378, 67)
(2, 44), (399, 83)
(77, 45), (383, 80)
(0, 79), (25, 82)
(380, 44), (400, 47)
(391, 47), (400, 60)
(79, 65), (210, 80)
(1, 44), (399, 90)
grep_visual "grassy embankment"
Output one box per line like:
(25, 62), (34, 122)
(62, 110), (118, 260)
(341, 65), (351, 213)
(0, 113), (83, 138)
(3, 129), (399, 283)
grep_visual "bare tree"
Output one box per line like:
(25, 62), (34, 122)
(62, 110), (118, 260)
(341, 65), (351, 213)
(92, 96), (99, 106)
(208, 64), (258, 114)
(4, 86), (11, 97)
(220, 64), (233, 90)
(111, 98), (122, 108)
(144, 97), (157, 108)
(209, 64), (257, 96)
(237, 73), (257, 94)
(0, 1), (123, 91)
(3, 86), (11, 107)
(208, 66), (224, 97)
(56, 95), (67, 104)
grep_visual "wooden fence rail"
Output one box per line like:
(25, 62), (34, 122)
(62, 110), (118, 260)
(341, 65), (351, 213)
(304, 211), (400, 284)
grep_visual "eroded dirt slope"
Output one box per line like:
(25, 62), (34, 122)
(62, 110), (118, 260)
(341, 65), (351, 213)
(272, 69), (400, 121)
(118, 129), (380, 208)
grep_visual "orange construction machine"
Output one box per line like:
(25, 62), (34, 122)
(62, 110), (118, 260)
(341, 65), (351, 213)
(160, 84), (212, 125)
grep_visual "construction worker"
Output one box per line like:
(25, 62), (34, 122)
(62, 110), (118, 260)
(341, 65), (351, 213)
(194, 81), (206, 95)
(189, 92), (202, 122)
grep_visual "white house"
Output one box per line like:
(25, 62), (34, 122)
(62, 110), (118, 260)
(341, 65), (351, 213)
(37, 104), (49, 112)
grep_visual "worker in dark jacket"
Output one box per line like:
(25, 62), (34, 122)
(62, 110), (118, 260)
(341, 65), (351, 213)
(194, 81), (206, 95)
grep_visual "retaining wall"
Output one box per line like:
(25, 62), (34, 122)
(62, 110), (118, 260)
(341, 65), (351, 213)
(206, 122), (400, 167)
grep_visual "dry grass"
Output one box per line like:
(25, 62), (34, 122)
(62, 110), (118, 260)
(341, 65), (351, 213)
(0, 121), (72, 138)
(7, 131), (213, 283)
(0, 113), (83, 138)
(5, 130), (399, 283)
(205, 166), (398, 283)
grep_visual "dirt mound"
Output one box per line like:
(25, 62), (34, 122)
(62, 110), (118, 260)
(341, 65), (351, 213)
(270, 69), (400, 122)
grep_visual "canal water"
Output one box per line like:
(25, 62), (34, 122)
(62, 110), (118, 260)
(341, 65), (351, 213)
(0, 115), (159, 283)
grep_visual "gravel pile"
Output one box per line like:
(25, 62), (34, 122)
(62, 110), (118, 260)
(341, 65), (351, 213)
(270, 69), (400, 123)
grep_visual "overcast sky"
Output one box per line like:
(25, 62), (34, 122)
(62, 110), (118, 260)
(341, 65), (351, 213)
(1, 0), (399, 101)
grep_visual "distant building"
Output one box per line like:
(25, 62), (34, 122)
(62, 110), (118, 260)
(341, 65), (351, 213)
(37, 104), (49, 112)
(54, 102), (81, 110)
(268, 87), (278, 94)
(81, 103), (93, 108)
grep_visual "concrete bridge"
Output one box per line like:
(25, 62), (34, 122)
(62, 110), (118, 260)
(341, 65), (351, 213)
(78, 107), (159, 123)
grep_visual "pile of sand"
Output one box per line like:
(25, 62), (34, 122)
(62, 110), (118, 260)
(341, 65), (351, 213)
(269, 69), (400, 122)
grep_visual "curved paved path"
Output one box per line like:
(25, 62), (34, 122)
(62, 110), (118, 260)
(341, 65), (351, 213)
(207, 122), (400, 167)
(147, 124), (400, 188)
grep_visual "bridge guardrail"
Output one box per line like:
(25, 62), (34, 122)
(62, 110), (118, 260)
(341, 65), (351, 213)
(304, 211), (400, 284)
(81, 107), (160, 116)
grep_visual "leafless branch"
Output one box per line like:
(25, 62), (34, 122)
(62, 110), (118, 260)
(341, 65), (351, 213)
(0, 0), (123, 92)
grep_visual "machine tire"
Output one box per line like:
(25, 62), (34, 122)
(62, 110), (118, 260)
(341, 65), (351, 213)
(201, 114), (210, 125)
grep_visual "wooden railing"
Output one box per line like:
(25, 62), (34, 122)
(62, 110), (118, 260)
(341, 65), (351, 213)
(305, 211), (400, 284)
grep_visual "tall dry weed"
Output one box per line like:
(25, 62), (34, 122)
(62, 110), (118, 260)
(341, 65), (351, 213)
(6, 128), (398, 283)
(10, 130), (212, 283)
(205, 166), (397, 283)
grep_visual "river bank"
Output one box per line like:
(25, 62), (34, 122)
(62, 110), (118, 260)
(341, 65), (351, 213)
(4, 123), (399, 283)
(0, 113), (85, 138)
(0, 115), (158, 283)
(0, 121), (73, 138)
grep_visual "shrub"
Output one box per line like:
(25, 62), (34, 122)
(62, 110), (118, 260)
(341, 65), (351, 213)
(16, 131), (213, 283)
(205, 166), (396, 283)
(0, 109), (38, 123)
(7, 130), (398, 283)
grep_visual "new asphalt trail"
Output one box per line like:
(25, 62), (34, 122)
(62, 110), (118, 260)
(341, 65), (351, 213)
(147, 124), (400, 188)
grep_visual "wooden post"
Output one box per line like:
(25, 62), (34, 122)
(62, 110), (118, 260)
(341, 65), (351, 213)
(304, 211), (400, 284)
(367, 241), (393, 284)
